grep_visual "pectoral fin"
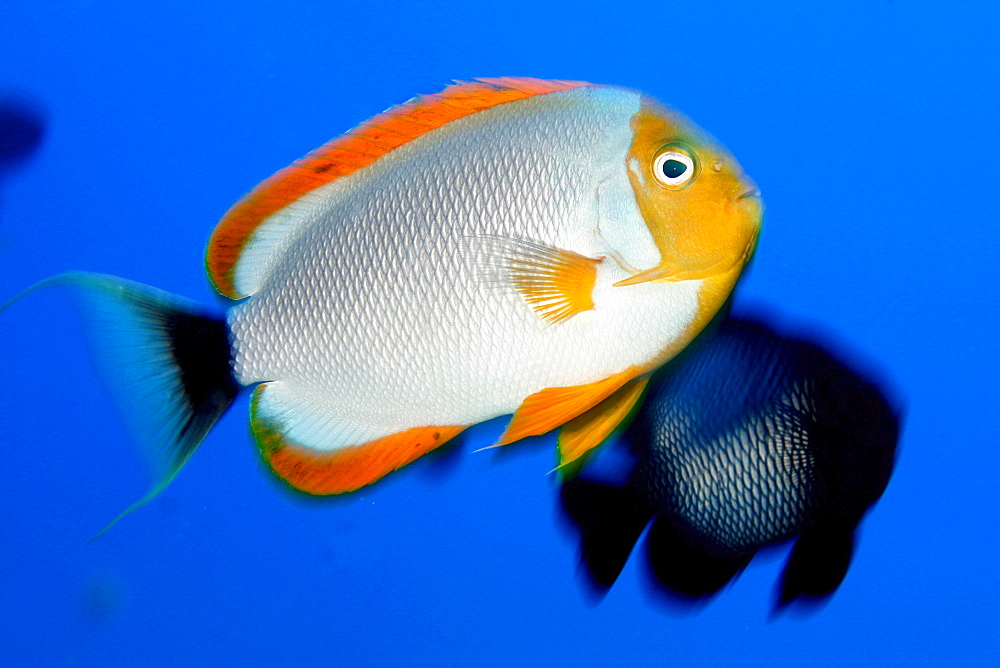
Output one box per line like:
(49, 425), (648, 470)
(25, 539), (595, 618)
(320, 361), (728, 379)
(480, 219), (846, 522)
(471, 236), (601, 324)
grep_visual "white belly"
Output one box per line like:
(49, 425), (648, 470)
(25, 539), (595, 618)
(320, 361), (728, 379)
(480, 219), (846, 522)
(230, 254), (700, 450)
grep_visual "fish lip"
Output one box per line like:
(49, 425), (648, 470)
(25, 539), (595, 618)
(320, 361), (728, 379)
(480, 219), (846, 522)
(736, 175), (761, 200)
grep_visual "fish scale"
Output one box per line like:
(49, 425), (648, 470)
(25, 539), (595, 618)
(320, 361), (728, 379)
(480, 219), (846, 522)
(637, 353), (817, 552)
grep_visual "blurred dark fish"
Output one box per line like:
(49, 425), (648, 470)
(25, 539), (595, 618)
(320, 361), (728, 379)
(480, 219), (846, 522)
(560, 315), (900, 612)
(0, 96), (46, 232)
(0, 98), (45, 168)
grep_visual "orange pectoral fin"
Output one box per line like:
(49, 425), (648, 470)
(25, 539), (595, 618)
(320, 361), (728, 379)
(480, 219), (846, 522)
(496, 367), (641, 446)
(468, 235), (601, 325)
(507, 243), (601, 324)
(556, 375), (650, 471)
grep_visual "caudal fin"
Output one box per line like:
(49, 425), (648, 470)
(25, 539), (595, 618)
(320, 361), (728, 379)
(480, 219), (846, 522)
(3, 272), (240, 534)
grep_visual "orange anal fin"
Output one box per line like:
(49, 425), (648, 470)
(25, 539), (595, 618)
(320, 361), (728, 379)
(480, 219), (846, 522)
(497, 367), (640, 446)
(251, 394), (466, 494)
(557, 375), (650, 471)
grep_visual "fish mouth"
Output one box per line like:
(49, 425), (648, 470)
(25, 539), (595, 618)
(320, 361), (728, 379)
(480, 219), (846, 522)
(736, 173), (761, 201)
(735, 182), (764, 224)
(613, 180), (763, 288)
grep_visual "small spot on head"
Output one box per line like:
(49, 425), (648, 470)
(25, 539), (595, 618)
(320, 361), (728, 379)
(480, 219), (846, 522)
(711, 160), (724, 172)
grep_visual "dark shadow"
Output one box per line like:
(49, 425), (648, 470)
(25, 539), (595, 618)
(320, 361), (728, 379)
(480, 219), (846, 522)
(0, 97), (45, 167)
(556, 308), (903, 617)
(0, 94), (47, 227)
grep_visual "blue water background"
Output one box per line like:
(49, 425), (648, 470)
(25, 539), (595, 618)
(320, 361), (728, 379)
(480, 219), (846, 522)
(2, 2), (997, 664)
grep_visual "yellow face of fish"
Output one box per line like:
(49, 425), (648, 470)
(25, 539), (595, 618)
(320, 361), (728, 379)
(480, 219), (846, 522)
(618, 97), (763, 287)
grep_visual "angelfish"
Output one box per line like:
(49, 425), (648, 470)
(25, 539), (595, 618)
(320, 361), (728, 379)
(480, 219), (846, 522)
(560, 316), (900, 611)
(4, 78), (761, 518)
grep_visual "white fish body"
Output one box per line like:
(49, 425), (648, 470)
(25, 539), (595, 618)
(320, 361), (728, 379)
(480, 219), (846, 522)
(208, 79), (761, 493)
(4, 78), (761, 509)
(232, 87), (696, 451)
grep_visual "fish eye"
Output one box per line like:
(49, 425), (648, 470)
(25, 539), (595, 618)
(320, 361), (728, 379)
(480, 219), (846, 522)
(652, 148), (696, 188)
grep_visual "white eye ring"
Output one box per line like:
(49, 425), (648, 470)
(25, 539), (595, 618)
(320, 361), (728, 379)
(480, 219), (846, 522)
(653, 150), (695, 187)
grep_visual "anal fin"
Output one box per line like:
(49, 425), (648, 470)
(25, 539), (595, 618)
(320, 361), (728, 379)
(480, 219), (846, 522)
(251, 385), (466, 494)
(497, 367), (640, 446)
(557, 375), (650, 471)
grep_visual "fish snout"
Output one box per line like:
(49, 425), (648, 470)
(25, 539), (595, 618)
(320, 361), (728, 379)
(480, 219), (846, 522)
(733, 177), (763, 265)
(737, 175), (761, 201)
(735, 176), (763, 226)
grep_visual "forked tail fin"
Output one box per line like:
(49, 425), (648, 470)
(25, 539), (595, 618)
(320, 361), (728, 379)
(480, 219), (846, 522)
(2, 272), (241, 535)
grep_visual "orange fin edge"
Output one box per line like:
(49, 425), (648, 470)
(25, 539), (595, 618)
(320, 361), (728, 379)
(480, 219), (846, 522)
(251, 387), (466, 494)
(556, 375), (650, 470)
(206, 77), (592, 298)
(496, 366), (641, 446)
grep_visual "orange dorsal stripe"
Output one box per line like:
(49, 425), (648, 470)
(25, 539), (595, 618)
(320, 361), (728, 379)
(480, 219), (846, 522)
(496, 366), (641, 446)
(556, 374), (649, 469)
(207, 77), (592, 298)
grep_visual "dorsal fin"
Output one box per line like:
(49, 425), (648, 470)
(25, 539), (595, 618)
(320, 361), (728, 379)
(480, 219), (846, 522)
(206, 77), (592, 298)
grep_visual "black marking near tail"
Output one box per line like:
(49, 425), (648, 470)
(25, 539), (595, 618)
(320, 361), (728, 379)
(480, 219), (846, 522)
(67, 274), (244, 535)
(1, 272), (242, 535)
(165, 310), (241, 460)
(559, 478), (653, 593)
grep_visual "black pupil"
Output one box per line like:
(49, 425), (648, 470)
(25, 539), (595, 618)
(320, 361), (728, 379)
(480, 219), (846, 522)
(662, 158), (687, 179)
